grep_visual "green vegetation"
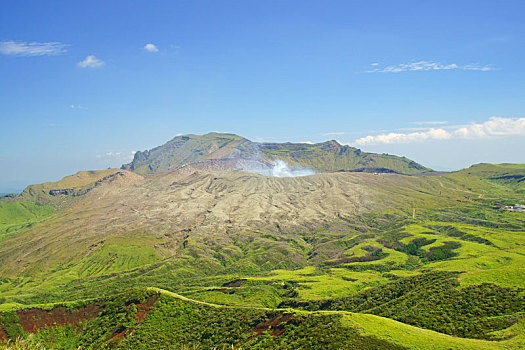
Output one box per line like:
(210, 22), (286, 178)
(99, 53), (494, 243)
(259, 140), (430, 174)
(0, 201), (55, 239)
(1, 290), (405, 349)
(123, 132), (431, 175)
(427, 224), (495, 246)
(0, 312), (24, 340)
(0, 151), (524, 348)
(0, 335), (46, 350)
(1, 288), (523, 349)
(279, 271), (524, 339)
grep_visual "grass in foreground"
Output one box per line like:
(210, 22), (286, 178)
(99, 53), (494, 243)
(1, 288), (524, 350)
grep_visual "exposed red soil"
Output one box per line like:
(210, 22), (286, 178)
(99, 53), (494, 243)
(0, 322), (6, 340)
(16, 303), (102, 333)
(253, 313), (293, 337)
(10, 294), (159, 343)
(107, 294), (160, 341)
(108, 325), (127, 341)
(134, 294), (159, 323)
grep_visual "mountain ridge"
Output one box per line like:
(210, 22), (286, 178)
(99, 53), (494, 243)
(122, 132), (432, 175)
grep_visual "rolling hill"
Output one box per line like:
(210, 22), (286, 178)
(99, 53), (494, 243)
(0, 135), (524, 349)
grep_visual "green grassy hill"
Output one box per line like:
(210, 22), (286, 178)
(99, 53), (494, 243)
(0, 169), (142, 241)
(1, 288), (523, 349)
(0, 159), (524, 348)
(260, 140), (430, 174)
(0, 201), (55, 240)
(123, 133), (258, 175)
(122, 132), (432, 175)
(446, 163), (525, 197)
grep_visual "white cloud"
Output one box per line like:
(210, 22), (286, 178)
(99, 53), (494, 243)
(323, 132), (347, 136)
(455, 117), (525, 138)
(410, 121), (448, 125)
(127, 151), (136, 161)
(98, 150), (137, 162)
(0, 40), (67, 56)
(367, 61), (496, 73)
(77, 55), (104, 68)
(355, 129), (451, 145)
(144, 43), (159, 52)
(69, 104), (87, 110)
(354, 117), (525, 145)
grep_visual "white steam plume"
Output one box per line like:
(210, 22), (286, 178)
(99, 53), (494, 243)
(248, 160), (316, 177)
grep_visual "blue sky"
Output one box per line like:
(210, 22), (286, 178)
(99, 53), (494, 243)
(1, 0), (524, 193)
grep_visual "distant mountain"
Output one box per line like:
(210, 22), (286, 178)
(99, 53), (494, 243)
(14, 168), (142, 209)
(447, 163), (525, 196)
(122, 132), (432, 175)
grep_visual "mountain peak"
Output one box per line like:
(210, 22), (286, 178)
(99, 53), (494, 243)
(123, 132), (432, 175)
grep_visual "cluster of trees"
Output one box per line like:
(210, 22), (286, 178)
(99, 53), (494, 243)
(3, 289), (404, 349)
(427, 225), (495, 246)
(31, 290), (156, 349)
(280, 272), (524, 339)
(119, 297), (404, 350)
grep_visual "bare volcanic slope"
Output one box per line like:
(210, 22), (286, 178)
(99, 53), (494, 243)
(1, 163), (524, 346)
(0, 168), (449, 279)
(122, 132), (431, 175)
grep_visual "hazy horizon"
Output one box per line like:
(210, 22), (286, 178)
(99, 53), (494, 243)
(1, 1), (524, 193)
(1, 131), (523, 194)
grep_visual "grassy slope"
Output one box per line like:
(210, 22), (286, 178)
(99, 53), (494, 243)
(0, 202), (55, 239)
(0, 163), (524, 347)
(260, 140), (431, 174)
(0, 169), (131, 239)
(1, 289), (523, 350)
(445, 163), (525, 198)
(125, 132), (255, 175)
(16, 168), (133, 208)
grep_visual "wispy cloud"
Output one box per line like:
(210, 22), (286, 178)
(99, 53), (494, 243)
(97, 150), (136, 162)
(0, 40), (67, 56)
(409, 121), (448, 125)
(323, 132), (347, 136)
(354, 117), (525, 145)
(143, 43), (159, 52)
(367, 61), (497, 73)
(77, 55), (104, 68)
(69, 104), (87, 110)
